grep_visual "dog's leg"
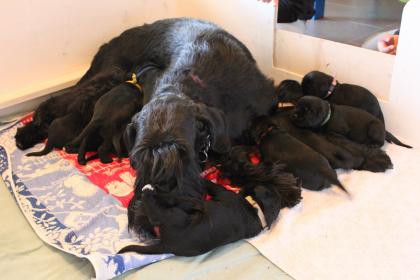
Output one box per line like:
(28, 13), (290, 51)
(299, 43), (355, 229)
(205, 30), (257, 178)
(98, 140), (113, 164)
(77, 138), (88, 165)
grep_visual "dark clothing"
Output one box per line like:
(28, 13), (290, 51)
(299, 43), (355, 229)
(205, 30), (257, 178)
(277, 0), (315, 23)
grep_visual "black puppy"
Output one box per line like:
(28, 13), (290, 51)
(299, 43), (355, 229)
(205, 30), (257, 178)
(291, 96), (386, 148)
(25, 112), (84, 157)
(302, 71), (411, 148)
(276, 79), (303, 105)
(249, 117), (348, 193)
(15, 90), (75, 150)
(268, 109), (361, 170)
(271, 109), (392, 173)
(119, 173), (300, 256)
(326, 134), (393, 173)
(69, 75), (145, 165)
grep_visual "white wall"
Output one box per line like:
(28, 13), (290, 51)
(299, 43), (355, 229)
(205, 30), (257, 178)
(0, 0), (179, 109)
(2, 0), (418, 145)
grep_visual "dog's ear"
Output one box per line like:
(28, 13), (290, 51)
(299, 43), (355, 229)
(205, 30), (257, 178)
(196, 105), (231, 154)
(124, 123), (137, 153)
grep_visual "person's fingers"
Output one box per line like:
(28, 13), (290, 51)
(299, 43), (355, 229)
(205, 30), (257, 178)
(378, 43), (395, 53)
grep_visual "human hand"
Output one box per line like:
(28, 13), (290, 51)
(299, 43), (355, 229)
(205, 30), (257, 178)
(377, 34), (399, 55)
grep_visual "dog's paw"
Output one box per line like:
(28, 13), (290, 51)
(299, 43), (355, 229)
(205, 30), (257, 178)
(359, 153), (393, 172)
(282, 186), (302, 208)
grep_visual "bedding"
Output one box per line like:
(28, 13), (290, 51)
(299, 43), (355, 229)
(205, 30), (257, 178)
(0, 178), (289, 279)
(2, 114), (418, 280)
(0, 116), (291, 279)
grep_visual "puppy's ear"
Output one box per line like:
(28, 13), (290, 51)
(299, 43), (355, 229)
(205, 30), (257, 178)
(123, 123), (137, 153)
(196, 105), (231, 154)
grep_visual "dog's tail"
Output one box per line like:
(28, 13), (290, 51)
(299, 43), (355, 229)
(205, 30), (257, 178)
(320, 165), (350, 196)
(385, 131), (412, 149)
(118, 243), (169, 255)
(329, 175), (349, 196)
(26, 141), (54, 157)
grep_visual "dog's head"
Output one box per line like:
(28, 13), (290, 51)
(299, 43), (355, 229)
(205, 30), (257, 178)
(15, 123), (48, 150)
(276, 80), (303, 105)
(290, 96), (330, 128)
(302, 71), (334, 98)
(124, 95), (231, 195)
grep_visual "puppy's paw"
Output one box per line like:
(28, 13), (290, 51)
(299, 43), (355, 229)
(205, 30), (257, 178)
(282, 186), (302, 208)
(359, 150), (393, 172)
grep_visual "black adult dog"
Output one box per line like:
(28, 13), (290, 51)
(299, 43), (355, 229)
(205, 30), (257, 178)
(119, 19), (277, 231)
(119, 168), (300, 256)
(248, 117), (347, 193)
(291, 96), (386, 147)
(301, 71), (411, 148)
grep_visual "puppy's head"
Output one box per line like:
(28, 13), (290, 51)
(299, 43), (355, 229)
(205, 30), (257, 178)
(290, 96), (330, 128)
(15, 122), (48, 150)
(124, 95), (230, 194)
(276, 80), (303, 105)
(302, 71), (334, 98)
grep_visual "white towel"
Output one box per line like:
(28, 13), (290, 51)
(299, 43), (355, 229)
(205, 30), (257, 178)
(249, 144), (420, 280)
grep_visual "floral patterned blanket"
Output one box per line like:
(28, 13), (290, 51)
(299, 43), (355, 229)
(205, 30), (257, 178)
(0, 117), (171, 279)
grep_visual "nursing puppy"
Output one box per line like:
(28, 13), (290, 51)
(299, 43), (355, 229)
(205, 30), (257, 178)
(302, 71), (411, 148)
(25, 112), (84, 157)
(70, 77), (146, 165)
(276, 79), (303, 105)
(291, 96), (386, 147)
(119, 174), (300, 256)
(15, 90), (75, 150)
(250, 117), (347, 193)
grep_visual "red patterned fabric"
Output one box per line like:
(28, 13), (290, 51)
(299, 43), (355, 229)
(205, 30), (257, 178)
(21, 113), (259, 208)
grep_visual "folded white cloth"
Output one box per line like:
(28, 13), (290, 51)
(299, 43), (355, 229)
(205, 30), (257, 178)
(249, 144), (420, 280)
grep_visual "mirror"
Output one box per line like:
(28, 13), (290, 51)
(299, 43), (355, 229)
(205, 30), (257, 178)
(276, 0), (408, 55)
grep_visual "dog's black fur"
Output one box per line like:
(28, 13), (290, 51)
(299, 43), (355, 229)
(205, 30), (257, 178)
(266, 109), (361, 169)
(272, 108), (392, 172)
(291, 96), (386, 147)
(14, 91), (76, 150)
(119, 167), (301, 256)
(248, 117), (347, 193)
(69, 82), (145, 165)
(276, 79), (303, 105)
(25, 112), (84, 157)
(326, 134), (393, 172)
(301, 71), (412, 148)
(117, 19), (277, 231)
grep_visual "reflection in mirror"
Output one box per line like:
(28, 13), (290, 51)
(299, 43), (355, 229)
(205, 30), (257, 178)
(277, 0), (408, 55)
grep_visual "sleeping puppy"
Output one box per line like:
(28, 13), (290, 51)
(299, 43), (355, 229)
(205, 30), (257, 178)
(25, 112), (84, 157)
(291, 96), (386, 147)
(69, 77), (145, 165)
(301, 71), (411, 148)
(326, 134), (393, 173)
(269, 108), (362, 170)
(276, 79), (303, 106)
(119, 176), (301, 256)
(15, 90), (75, 150)
(249, 117), (348, 193)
